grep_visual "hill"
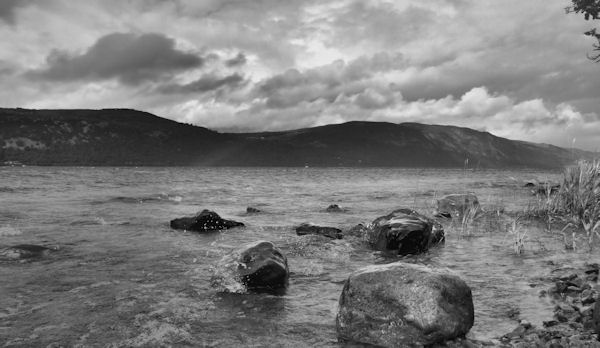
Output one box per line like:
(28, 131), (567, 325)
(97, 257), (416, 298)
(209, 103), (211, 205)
(0, 108), (594, 167)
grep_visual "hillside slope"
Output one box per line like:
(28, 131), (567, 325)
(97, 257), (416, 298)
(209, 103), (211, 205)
(0, 108), (593, 167)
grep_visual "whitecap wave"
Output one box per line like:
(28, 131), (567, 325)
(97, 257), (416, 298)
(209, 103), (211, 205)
(0, 226), (22, 236)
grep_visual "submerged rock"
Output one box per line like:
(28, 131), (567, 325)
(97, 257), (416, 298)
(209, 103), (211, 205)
(325, 204), (345, 213)
(525, 182), (560, 196)
(436, 193), (480, 218)
(345, 223), (369, 238)
(170, 209), (244, 232)
(365, 208), (444, 255)
(336, 262), (474, 347)
(246, 206), (261, 214)
(0, 244), (56, 260)
(296, 223), (343, 239)
(211, 240), (289, 293)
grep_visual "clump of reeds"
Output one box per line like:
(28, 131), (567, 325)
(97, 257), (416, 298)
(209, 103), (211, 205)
(553, 160), (600, 247)
(507, 216), (526, 254)
(529, 160), (600, 249)
(460, 204), (479, 236)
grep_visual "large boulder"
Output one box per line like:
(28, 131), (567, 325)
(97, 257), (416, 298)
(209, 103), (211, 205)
(170, 209), (244, 232)
(211, 240), (289, 293)
(436, 193), (480, 218)
(296, 223), (343, 239)
(366, 208), (444, 255)
(336, 262), (474, 347)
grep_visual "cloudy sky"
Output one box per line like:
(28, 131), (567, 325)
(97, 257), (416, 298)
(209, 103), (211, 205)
(1, 0), (599, 150)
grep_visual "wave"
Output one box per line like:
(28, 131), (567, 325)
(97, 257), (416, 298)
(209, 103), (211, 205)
(69, 217), (108, 226)
(94, 193), (183, 205)
(0, 186), (35, 193)
(0, 226), (22, 236)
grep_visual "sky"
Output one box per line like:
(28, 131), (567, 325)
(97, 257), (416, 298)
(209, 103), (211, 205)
(0, 0), (599, 150)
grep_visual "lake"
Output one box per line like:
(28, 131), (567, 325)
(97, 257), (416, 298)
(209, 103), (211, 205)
(1, 166), (593, 347)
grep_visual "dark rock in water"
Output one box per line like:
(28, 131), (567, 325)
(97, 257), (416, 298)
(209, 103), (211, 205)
(526, 182), (560, 196)
(436, 193), (480, 218)
(365, 208), (444, 255)
(246, 206), (261, 214)
(593, 301), (600, 335)
(0, 244), (55, 260)
(336, 262), (474, 347)
(211, 240), (289, 292)
(345, 224), (369, 238)
(170, 209), (244, 232)
(296, 223), (343, 239)
(325, 204), (345, 213)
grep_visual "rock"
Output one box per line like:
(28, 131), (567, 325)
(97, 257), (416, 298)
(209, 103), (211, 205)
(0, 244), (56, 260)
(325, 204), (345, 213)
(345, 224), (368, 238)
(436, 193), (480, 218)
(529, 182), (560, 196)
(211, 240), (289, 292)
(296, 223), (342, 239)
(365, 208), (444, 255)
(581, 290), (595, 305)
(170, 209), (244, 232)
(336, 262), (474, 347)
(246, 206), (261, 214)
(593, 300), (600, 335)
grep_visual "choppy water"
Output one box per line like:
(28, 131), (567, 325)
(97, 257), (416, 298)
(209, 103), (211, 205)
(0, 166), (595, 347)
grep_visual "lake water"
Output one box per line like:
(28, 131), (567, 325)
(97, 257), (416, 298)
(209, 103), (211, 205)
(0, 166), (595, 347)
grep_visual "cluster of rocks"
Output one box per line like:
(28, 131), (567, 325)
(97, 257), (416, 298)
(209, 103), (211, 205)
(501, 263), (600, 347)
(168, 198), (483, 347)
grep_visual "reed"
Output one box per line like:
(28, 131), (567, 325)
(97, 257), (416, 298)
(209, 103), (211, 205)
(552, 160), (600, 247)
(507, 216), (526, 254)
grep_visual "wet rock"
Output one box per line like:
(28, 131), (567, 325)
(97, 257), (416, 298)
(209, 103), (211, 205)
(296, 223), (342, 239)
(436, 193), (480, 218)
(0, 244), (56, 260)
(582, 290), (595, 305)
(170, 209), (244, 232)
(365, 208), (444, 255)
(336, 262), (474, 347)
(527, 182), (560, 196)
(246, 206), (261, 214)
(211, 240), (289, 292)
(345, 223), (368, 238)
(594, 301), (600, 334)
(325, 204), (346, 213)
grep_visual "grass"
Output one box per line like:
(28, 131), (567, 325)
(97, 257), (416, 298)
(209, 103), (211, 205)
(507, 216), (526, 254)
(525, 160), (600, 250)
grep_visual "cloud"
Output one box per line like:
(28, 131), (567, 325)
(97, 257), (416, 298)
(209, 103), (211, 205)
(2, 0), (600, 150)
(225, 52), (247, 67)
(254, 52), (406, 109)
(26, 32), (203, 85)
(0, 0), (32, 24)
(157, 73), (246, 94)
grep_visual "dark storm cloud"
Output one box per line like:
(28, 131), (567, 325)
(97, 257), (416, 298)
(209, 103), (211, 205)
(26, 32), (203, 85)
(0, 0), (32, 24)
(254, 52), (406, 109)
(225, 52), (247, 67)
(158, 73), (246, 94)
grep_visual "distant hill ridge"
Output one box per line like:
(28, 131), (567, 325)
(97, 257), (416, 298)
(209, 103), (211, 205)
(0, 108), (594, 168)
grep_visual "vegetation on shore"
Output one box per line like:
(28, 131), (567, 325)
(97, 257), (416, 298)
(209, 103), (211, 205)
(527, 160), (600, 250)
